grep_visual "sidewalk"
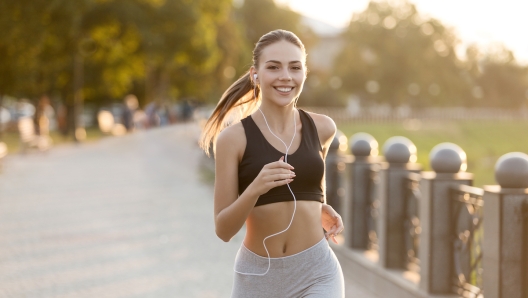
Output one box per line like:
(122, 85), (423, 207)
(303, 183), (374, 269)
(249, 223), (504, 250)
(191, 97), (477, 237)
(0, 123), (377, 298)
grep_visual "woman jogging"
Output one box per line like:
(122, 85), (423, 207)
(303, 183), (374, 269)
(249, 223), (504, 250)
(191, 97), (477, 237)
(200, 29), (345, 298)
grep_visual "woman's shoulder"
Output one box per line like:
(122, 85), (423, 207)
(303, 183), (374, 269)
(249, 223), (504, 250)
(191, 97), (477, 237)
(303, 110), (336, 144)
(216, 121), (246, 154)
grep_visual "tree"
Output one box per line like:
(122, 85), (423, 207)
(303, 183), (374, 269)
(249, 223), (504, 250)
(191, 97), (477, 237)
(236, 0), (317, 60)
(466, 44), (528, 108)
(198, 10), (251, 103)
(333, 1), (473, 107)
(0, 0), (243, 103)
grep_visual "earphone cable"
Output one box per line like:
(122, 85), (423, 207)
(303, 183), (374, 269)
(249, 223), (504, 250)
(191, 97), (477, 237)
(234, 108), (297, 276)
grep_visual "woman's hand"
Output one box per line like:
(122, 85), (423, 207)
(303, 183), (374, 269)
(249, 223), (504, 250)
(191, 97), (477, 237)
(322, 204), (344, 244)
(249, 156), (295, 196)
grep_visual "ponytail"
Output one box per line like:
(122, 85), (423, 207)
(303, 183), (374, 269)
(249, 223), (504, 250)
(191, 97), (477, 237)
(199, 71), (260, 156)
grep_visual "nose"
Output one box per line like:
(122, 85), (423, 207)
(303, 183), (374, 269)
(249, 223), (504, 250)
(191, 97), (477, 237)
(279, 69), (292, 81)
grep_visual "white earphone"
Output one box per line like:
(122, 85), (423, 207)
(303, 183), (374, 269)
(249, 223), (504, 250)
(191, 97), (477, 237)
(253, 73), (257, 81)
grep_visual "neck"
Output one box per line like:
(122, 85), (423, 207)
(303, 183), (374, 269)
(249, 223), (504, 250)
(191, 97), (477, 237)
(258, 104), (297, 156)
(257, 102), (296, 133)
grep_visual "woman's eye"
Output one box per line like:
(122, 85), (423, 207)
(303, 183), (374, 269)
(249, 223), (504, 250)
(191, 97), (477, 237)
(268, 66), (278, 69)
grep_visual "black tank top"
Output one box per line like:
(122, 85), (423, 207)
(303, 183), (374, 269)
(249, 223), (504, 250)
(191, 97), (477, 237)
(238, 109), (325, 207)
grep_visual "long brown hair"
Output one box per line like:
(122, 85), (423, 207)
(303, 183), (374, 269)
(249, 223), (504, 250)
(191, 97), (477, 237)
(199, 29), (306, 156)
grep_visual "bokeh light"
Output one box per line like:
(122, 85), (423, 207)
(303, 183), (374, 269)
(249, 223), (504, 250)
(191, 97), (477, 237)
(97, 111), (114, 134)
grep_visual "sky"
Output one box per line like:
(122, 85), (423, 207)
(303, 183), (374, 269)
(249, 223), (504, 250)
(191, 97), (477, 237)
(276, 0), (528, 65)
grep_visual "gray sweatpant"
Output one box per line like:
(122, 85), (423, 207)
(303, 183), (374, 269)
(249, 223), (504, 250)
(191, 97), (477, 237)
(231, 238), (344, 298)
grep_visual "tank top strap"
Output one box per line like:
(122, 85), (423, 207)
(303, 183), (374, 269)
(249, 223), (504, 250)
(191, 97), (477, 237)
(240, 116), (253, 135)
(240, 116), (259, 144)
(297, 109), (323, 152)
(240, 115), (272, 154)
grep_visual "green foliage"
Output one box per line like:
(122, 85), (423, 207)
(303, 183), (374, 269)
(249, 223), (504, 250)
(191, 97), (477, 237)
(334, 1), (471, 107)
(236, 0), (318, 65)
(0, 0), (241, 105)
(1, 0), (526, 109)
(202, 13), (251, 102)
(238, 0), (301, 45)
(330, 1), (528, 108)
(471, 46), (528, 107)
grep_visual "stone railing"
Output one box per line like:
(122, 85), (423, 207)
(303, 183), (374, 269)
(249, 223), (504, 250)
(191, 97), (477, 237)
(326, 133), (528, 298)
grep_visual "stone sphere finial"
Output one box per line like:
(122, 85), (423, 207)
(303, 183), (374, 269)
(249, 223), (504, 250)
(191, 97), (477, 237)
(382, 136), (417, 164)
(330, 130), (348, 153)
(349, 133), (378, 157)
(494, 152), (528, 188)
(429, 143), (467, 173)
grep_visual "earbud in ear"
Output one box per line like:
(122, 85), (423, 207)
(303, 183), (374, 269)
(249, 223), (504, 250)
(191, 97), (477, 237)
(253, 74), (258, 81)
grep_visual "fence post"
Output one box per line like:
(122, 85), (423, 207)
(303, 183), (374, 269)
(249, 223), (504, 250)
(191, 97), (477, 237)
(326, 130), (347, 215)
(483, 152), (528, 298)
(345, 133), (379, 250)
(378, 136), (422, 269)
(418, 143), (473, 294)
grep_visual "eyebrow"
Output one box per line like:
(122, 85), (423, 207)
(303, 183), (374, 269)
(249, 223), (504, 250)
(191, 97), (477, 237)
(265, 60), (302, 64)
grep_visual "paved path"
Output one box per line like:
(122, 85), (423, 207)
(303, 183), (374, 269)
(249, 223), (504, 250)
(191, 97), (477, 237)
(0, 124), (377, 298)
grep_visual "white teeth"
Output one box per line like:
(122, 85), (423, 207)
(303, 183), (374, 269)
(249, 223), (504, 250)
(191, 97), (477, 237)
(276, 87), (293, 92)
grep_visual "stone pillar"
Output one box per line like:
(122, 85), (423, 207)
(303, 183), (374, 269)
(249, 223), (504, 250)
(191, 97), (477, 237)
(326, 130), (347, 215)
(418, 143), (473, 294)
(378, 136), (422, 269)
(483, 152), (528, 298)
(345, 133), (379, 250)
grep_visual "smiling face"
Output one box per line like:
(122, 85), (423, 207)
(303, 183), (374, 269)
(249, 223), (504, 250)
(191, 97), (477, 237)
(252, 40), (307, 107)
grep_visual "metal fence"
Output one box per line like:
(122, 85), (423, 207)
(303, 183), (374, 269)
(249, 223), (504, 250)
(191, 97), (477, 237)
(451, 184), (484, 298)
(327, 135), (528, 297)
(403, 172), (421, 274)
(367, 164), (380, 252)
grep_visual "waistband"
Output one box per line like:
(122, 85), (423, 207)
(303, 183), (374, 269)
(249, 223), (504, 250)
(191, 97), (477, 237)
(236, 237), (328, 271)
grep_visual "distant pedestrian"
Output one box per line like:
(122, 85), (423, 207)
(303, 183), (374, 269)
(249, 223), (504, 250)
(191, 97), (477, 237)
(144, 101), (160, 128)
(33, 95), (54, 136)
(157, 102), (170, 126)
(200, 30), (345, 297)
(181, 100), (193, 122)
(123, 94), (139, 132)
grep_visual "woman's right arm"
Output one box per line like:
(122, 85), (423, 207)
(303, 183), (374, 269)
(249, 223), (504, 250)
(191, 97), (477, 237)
(213, 126), (295, 242)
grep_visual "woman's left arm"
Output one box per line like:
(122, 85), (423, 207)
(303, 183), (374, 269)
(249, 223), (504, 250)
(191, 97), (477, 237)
(309, 112), (344, 244)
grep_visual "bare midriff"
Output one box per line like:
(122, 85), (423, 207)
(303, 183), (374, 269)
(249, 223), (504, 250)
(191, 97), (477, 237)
(243, 200), (325, 257)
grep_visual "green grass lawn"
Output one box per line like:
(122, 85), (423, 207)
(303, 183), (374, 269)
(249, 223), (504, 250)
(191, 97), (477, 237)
(337, 120), (528, 187)
(0, 127), (107, 154)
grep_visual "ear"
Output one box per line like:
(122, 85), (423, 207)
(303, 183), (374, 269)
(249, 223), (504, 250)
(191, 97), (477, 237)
(250, 67), (258, 84)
